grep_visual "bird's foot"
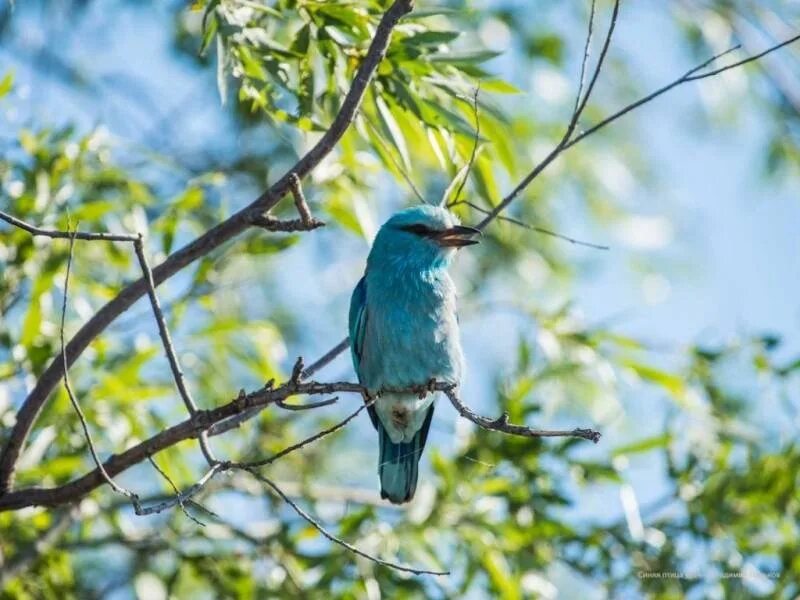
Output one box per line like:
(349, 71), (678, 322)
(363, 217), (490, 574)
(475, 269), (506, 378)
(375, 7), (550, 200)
(416, 378), (438, 399)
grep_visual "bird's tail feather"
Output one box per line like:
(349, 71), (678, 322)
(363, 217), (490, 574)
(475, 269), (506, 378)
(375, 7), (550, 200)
(377, 405), (434, 504)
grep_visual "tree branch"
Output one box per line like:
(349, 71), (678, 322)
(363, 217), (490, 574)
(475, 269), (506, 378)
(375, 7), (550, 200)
(133, 236), (217, 466)
(0, 377), (597, 512)
(476, 0), (618, 230)
(476, 11), (800, 231)
(58, 227), (143, 506)
(442, 387), (601, 443)
(241, 466), (448, 576)
(0, 211), (139, 243)
(0, 0), (414, 494)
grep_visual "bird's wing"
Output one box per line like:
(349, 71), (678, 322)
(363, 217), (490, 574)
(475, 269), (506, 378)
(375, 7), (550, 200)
(349, 276), (379, 429)
(348, 276), (368, 370)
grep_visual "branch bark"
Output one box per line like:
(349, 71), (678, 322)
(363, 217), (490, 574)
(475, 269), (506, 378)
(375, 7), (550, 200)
(0, 378), (598, 512)
(0, 0), (415, 494)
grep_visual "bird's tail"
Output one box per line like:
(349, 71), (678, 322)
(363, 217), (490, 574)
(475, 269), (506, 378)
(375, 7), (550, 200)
(376, 405), (434, 504)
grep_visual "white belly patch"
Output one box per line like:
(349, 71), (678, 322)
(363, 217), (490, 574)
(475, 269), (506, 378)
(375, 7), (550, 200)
(376, 392), (436, 443)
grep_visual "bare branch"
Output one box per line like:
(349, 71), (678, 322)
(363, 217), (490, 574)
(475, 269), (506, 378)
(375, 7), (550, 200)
(288, 173), (315, 226)
(0, 0), (414, 494)
(134, 464), (222, 525)
(302, 337), (351, 379)
(234, 398), (375, 469)
(133, 236), (217, 467)
(0, 378), (598, 512)
(251, 215), (325, 232)
(457, 200), (609, 250)
(477, 12), (800, 231)
(251, 173), (326, 231)
(147, 456), (207, 527)
(241, 466), (449, 576)
(476, 0), (619, 231)
(0, 210), (139, 243)
(448, 85), (482, 207)
(442, 387), (601, 443)
(59, 227), (142, 505)
(571, 0), (598, 122)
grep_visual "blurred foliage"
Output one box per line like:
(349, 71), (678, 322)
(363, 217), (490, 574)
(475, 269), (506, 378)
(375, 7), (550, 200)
(1, 0), (800, 598)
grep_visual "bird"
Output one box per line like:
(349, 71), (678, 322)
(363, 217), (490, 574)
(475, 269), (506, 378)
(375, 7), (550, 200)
(349, 205), (480, 503)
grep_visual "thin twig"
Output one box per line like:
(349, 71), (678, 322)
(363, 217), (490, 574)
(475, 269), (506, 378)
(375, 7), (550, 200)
(302, 337), (351, 379)
(477, 17), (800, 231)
(0, 210), (139, 242)
(458, 200), (609, 250)
(235, 398), (375, 468)
(450, 84), (482, 206)
(241, 467), (449, 576)
(59, 226), (142, 504)
(133, 236), (217, 466)
(252, 173), (326, 231)
(288, 173), (315, 225)
(362, 113), (426, 202)
(133, 464), (221, 517)
(476, 0), (619, 230)
(571, 0), (597, 122)
(442, 386), (601, 443)
(148, 456), (207, 526)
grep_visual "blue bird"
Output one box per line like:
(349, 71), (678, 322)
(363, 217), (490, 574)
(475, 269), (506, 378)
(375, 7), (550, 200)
(349, 205), (480, 503)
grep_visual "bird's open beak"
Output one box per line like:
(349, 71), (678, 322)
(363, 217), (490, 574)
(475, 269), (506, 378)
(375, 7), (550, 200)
(434, 225), (482, 248)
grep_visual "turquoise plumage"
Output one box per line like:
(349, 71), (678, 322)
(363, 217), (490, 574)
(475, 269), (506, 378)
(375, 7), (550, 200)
(349, 205), (480, 503)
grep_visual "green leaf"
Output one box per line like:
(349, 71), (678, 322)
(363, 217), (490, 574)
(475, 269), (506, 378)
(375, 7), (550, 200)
(622, 359), (686, 398)
(612, 434), (671, 457)
(0, 71), (13, 98)
(216, 36), (228, 105)
(373, 95), (410, 170)
(429, 49), (502, 65)
(480, 79), (521, 94)
(404, 31), (460, 47)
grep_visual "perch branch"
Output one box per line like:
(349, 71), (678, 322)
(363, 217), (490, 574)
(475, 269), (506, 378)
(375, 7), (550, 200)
(0, 378), (597, 512)
(442, 387), (601, 443)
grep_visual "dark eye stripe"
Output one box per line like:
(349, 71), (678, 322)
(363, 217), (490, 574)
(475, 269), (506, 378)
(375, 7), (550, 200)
(399, 223), (435, 236)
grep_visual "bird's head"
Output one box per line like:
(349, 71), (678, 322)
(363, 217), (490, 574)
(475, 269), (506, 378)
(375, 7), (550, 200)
(368, 205), (480, 272)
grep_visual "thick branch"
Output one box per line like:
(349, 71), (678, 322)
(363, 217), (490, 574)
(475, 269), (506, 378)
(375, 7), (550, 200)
(0, 0), (414, 494)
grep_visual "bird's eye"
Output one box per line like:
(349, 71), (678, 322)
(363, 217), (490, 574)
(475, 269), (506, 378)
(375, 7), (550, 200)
(399, 223), (434, 236)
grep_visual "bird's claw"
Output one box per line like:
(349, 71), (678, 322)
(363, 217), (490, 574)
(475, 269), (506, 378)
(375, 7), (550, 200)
(418, 378), (438, 399)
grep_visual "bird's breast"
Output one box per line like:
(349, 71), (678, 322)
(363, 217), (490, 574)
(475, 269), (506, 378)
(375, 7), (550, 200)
(360, 271), (463, 390)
